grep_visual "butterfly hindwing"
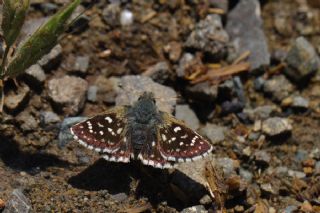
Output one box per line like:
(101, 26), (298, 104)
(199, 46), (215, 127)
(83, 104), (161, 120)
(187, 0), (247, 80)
(137, 128), (174, 169)
(70, 106), (130, 155)
(157, 112), (213, 162)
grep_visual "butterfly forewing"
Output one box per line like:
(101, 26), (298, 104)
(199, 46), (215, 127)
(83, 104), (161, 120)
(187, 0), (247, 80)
(70, 107), (130, 154)
(157, 112), (213, 162)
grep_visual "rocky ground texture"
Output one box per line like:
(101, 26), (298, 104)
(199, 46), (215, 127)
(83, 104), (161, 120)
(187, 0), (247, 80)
(1, 0), (320, 212)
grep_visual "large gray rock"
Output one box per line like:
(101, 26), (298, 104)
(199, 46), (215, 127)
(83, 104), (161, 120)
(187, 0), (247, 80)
(93, 76), (120, 104)
(226, 0), (270, 70)
(185, 82), (218, 102)
(175, 104), (200, 130)
(116, 75), (177, 113)
(285, 37), (320, 83)
(47, 75), (88, 115)
(185, 14), (229, 58)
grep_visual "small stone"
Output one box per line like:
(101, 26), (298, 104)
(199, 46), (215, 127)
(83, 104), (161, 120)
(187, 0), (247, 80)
(221, 100), (244, 115)
(215, 157), (236, 178)
(283, 205), (298, 213)
(142, 61), (172, 84)
(288, 170), (306, 179)
(47, 75), (88, 115)
(177, 53), (195, 78)
(87, 86), (98, 102)
(38, 44), (62, 71)
(102, 3), (121, 27)
(40, 111), (61, 125)
(94, 76), (120, 104)
(73, 56), (90, 73)
(285, 37), (320, 83)
(274, 166), (289, 176)
(315, 161), (320, 173)
(163, 41), (182, 62)
(300, 201), (313, 212)
(175, 104), (200, 130)
(116, 75), (176, 114)
(185, 14), (229, 58)
(58, 117), (87, 147)
(209, 0), (229, 12)
(38, 3), (58, 14)
(16, 111), (38, 132)
(226, 0), (270, 70)
(120, 9), (134, 26)
(295, 150), (308, 162)
(254, 150), (271, 166)
(199, 195), (212, 205)
(291, 96), (309, 109)
(180, 205), (207, 213)
(244, 105), (278, 121)
(253, 120), (262, 132)
(0, 198), (5, 209)
(69, 5), (89, 33)
(303, 167), (313, 175)
(4, 83), (30, 114)
(262, 117), (292, 137)
(254, 77), (265, 91)
(24, 64), (46, 86)
(3, 189), (32, 213)
(263, 75), (294, 102)
(200, 124), (226, 144)
(234, 205), (245, 212)
(185, 82), (218, 102)
(239, 168), (253, 183)
(111, 193), (128, 202)
(75, 150), (91, 165)
(260, 183), (277, 195)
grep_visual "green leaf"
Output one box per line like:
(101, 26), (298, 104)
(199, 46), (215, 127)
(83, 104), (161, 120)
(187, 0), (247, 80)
(5, 0), (81, 78)
(2, 0), (30, 47)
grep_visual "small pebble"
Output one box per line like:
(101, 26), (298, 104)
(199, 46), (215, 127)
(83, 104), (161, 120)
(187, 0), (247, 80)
(262, 117), (292, 137)
(120, 9), (133, 26)
(181, 205), (207, 213)
(288, 170), (306, 179)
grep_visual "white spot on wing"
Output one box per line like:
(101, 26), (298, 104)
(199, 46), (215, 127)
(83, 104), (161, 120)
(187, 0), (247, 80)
(117, 128), (123, 134)
(174, 126), (181, 132)
(105, 116), (113, 123)
(161, 134), (167, 141)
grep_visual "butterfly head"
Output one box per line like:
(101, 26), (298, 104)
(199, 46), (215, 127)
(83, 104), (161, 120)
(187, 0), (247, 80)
(131, 92), (158, 123)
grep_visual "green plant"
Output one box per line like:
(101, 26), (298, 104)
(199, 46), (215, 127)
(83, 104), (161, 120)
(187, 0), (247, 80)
(0, 0), (81, 112)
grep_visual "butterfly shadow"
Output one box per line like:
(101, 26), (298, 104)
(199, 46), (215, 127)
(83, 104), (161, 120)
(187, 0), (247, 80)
(68, 159), (208, 210)
(68, 159), (134, 194)
(0, 136), (70, 172)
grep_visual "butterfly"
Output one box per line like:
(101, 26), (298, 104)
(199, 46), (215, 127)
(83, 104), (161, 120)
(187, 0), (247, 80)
(70, 92), (213, 169)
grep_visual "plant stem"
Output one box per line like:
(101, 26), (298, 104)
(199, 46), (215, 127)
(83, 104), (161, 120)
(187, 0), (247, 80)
(0, 46), (10, 79)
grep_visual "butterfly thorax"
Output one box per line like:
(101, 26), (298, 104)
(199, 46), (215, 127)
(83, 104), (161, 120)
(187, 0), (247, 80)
(128, 92), (160, 124)
(127, 93), (161, 156)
